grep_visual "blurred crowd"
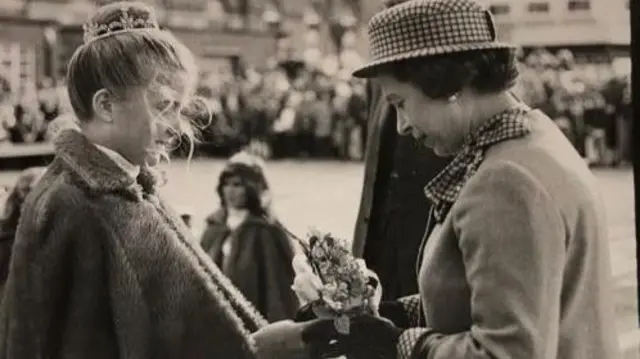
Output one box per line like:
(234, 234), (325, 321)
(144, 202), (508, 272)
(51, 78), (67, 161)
(0, 48), (632, 165)
(0, 77), (68, 146)
(513, 48), (632, 166)
(191, 56), (368, 160)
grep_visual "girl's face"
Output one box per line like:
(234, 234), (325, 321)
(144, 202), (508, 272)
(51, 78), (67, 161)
(109, 78), (189, 167)
(222, 176), (247, 209)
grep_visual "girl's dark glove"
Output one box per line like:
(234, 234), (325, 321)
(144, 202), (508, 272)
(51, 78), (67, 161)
(294, 303), (317, 322)
(253, 319), (342, 359)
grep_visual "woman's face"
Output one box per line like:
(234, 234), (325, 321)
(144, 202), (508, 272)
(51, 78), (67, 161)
(376, 74), (470, 157)
(222, 176), (247, 209)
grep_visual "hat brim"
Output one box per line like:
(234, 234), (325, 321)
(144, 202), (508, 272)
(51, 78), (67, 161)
(352, 42), (516, 78)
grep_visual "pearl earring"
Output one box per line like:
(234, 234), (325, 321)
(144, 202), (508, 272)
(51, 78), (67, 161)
(448, 94), (458, 103)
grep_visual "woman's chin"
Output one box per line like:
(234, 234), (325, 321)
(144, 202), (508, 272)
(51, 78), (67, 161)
(433, 145), (454, 158)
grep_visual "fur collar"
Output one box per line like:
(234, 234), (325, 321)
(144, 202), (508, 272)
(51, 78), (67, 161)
(54, 129), (160, 200)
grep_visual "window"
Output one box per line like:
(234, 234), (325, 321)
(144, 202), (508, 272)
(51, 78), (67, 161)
(567, 0), (590, 11)
(489, 4), (510, 15)
(527, 1), (550, 13)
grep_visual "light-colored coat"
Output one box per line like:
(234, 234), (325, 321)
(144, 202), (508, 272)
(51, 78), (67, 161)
(410, 110), (619, 358)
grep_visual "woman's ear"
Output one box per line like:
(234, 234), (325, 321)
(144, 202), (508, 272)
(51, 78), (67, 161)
(91, 89), (114, 123)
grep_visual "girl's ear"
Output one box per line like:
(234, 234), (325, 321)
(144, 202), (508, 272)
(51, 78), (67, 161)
(91, 89), (114, 123)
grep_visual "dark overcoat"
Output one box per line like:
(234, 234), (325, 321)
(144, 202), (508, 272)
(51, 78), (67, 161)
(200, 210), (299, 322)
(352, 81), (449, 299)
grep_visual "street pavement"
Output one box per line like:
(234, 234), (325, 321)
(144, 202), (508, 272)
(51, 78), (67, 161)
(1, 159), (638, 357)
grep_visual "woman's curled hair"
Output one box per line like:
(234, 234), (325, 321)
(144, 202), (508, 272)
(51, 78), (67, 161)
(376, 48), (519, 99)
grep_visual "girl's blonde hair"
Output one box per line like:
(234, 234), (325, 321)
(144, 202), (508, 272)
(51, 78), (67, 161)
(66, 1), (208, 162)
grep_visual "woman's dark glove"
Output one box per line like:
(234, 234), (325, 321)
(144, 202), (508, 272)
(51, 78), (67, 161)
(378, 300), (411, 328)
(342, 315), (404, 359)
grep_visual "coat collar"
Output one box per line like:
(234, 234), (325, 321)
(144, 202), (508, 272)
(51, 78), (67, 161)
(54, 129), (160, 198)
(93, 143), (141, 180)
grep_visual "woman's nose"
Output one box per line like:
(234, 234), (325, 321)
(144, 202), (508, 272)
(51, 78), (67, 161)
(396, 114), (412, 135)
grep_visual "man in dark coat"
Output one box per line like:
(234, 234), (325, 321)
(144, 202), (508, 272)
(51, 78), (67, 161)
(352, 78), (450, 301)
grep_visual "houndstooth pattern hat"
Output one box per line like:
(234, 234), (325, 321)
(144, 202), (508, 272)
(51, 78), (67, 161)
(352, 0), (515, 78)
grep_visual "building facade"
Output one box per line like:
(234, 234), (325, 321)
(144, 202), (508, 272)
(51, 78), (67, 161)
(0, 0), (374, 93)
(476, 0), (630, 61)
(0, 0), (345, 93)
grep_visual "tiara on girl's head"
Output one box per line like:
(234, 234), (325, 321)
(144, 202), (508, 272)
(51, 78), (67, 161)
(82, 6), (160, 44)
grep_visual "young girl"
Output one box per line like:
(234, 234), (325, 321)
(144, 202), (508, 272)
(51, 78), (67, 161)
(200, 158), (298, 322)
(0, 2), (334, 359)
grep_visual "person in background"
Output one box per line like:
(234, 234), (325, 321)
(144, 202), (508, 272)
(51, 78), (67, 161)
(566, 92), (588, 157)
(312, 89), (336, 158)
(331, 80), (353, 160)
(0, 167), (45, 293)
(38, 77), (60, 127)
(200, 157), (298, 322)
(8, 90), (45, 144)
(271, 91), (301, 159)
(293, 90), (317, 157)
(582, 85), (608, 165)
(0, 83), (14, 144)
(351, 0), (450, 301)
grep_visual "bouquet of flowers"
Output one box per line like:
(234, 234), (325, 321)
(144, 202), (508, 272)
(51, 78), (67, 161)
(296, 229), (378, 335)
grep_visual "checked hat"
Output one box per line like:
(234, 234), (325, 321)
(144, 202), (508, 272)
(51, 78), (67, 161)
(352, 0), (515, 78)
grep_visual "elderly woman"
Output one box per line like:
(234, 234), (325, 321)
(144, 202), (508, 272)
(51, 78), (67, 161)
(1, 2), (335, 358)
(293, 0), (619, 358)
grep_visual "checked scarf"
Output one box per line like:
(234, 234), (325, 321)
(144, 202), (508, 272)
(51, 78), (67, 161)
(424, 104), (532, 223)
